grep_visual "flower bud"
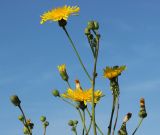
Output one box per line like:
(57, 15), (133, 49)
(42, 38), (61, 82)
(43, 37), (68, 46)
(52, 89), (60, 97)
(139, 98), (147, 118)
(23, 126), (29, 134)
(43, 121), (49, 127)
(57, 64), (69, 82)
(87, 21), (95, 30)
(18, 115), (24, 122)
(10, 95), (21, 106)
(40, 116), (46, 122)
(58, 19), (67, 27)
(68, 120), (74, 126)
(73, 120), (78, 125)
(123, 113), (132, 123)
(118, 123), (127, 135)
(84, 28), (90, 35)
(94, 21), (99, 30)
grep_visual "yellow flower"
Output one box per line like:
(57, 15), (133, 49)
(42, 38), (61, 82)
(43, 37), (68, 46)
(61, 87), (103, 105)
(103, 65), (126, 79)
(40, 5), (80, 24)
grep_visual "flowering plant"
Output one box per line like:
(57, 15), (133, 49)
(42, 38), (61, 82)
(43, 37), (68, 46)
(10, 4), (147, 135)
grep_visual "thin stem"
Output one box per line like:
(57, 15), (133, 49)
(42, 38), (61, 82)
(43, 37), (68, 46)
(107, 96), (116, 135)
(91, 36), (100, 135)
(60, 97), (88, 135)
(74, 128), (78, 135)
(112, 98), (119, 135)
(62, 26), (92, 81)
(132, 118), (143, 135)
(86, 107), (104, 135)
(82, 110), (88, 134)
(87, 37), (95, 57)
(18, 105), (32, 135)
(67, 81), (71, 88)
(96, 123), (104, 135)
(43, 127), (46, 135)
(60, 97), (77, 108)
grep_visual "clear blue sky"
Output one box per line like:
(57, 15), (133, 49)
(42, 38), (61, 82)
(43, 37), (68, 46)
(0, 0), (159, 134)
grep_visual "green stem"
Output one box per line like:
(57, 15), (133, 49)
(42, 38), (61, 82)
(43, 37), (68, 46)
(62, 26), (92, 81)
(67, 81), (71, 88)
(91, 36), (100, 135)
(132, 118), (143, 135)
(96, 123), (104, 135)
(60, 97), (77, 108)
(112, 98), (119, 135)
(107, 96), (116, 135)
(86, 108), (104, 135)
(18, 105), (32, 135)
(43, 127), (46, 135)
(74, 129), (78, 135)
(82, 110), (88, 134)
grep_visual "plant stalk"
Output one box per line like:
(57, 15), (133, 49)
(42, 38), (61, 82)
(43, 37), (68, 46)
(62, 26), (92, 81)
(132, 118), (143, 135)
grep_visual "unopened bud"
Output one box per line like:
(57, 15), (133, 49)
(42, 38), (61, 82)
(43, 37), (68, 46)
(84, 28), (90, 35)
(118, 123), (127, 135)
(87, 21), (95, 30)
(18, 115), (24, 122)
(10, 95), (21, 106)
(23, 126), (29, 134)
(43, 121), (49, 127)
(40, 116), (46, 122)
(139, 98), (147, 118)
(52, 89), (60, 97)
(94, 21), (99, 30)
(123, 113), (132, 123)
(73, 120), (78, 125)
(57, 64), (69, 82)
(68, 120), (74, 126)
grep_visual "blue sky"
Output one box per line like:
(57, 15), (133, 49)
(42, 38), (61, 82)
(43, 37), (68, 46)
(0, 0), (160, 134)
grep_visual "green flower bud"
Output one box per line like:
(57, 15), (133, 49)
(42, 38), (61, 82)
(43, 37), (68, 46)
(118, 123), (128, 135)
(139, 98), (147, 118)
(18, 115), (24, 122)
(139, 110), (147, 118)
(73, 120), (78, 125)
(87, 21), (95, 30)
(10, 95), (21, 106)
(94, 21), (99, 30)
(23, 126), (29, 134)
(43, 121), (49, 127)
(84, 28), (90, 35)
(40, 116), (46, 122)
(68, 120), (74, 126)
(57, 64), (69, 82)
(58, 19), (67, 27)
(52, 89), (60, 97)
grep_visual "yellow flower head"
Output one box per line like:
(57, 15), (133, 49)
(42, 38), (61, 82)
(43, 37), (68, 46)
(103, 65), (126, 79)
(40, 5), (80, 24)
(57, 64), (66, 73)
(61, 87), (103, 105)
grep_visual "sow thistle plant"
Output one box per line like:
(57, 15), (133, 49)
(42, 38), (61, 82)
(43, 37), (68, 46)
(10, 5), (147, 135)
